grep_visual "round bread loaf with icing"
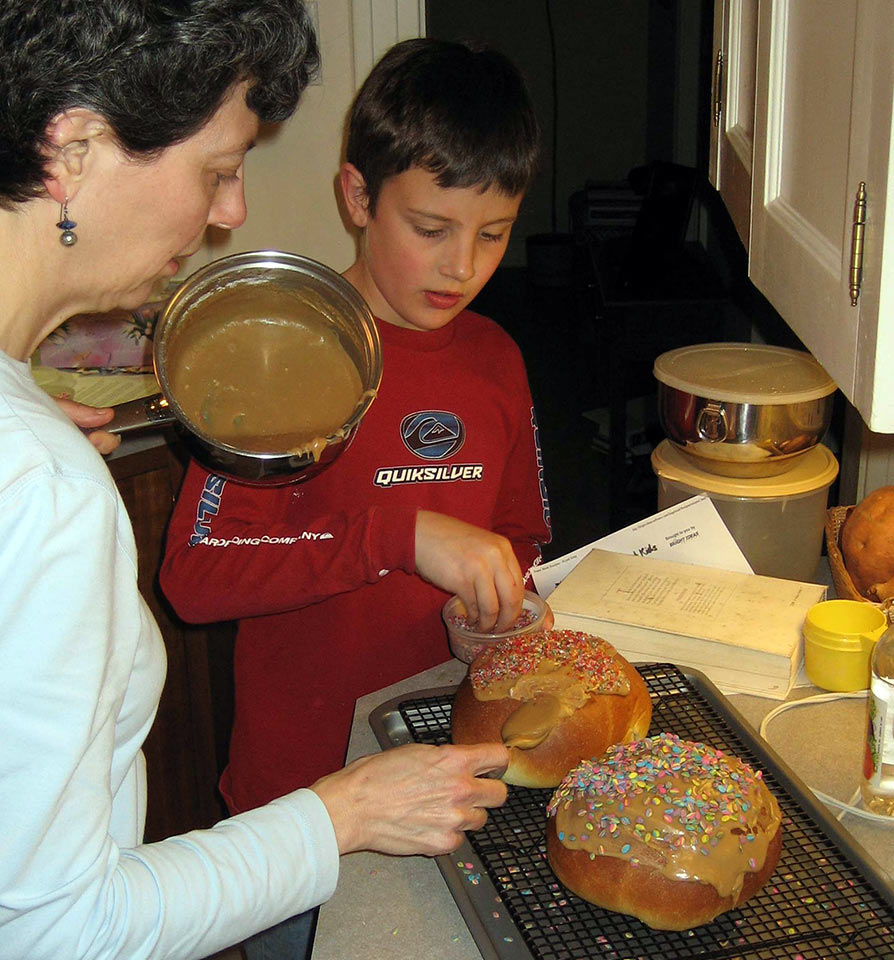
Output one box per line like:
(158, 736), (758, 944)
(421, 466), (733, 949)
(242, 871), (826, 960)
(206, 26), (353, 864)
(546, 733), (782, 930)
(450, 629), (652, 788)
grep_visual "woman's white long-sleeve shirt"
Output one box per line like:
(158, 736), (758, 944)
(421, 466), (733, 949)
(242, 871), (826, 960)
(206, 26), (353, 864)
(0, 351), (338, 960)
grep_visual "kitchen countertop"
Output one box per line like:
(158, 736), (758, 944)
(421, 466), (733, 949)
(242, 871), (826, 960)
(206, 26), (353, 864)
(312, 658), (894, 960)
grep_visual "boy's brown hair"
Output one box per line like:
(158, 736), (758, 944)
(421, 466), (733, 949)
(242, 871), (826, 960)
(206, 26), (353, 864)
(346, 38), (540, 215)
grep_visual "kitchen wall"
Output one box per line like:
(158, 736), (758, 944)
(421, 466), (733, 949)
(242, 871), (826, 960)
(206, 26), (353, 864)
(185, 0), (425, 278)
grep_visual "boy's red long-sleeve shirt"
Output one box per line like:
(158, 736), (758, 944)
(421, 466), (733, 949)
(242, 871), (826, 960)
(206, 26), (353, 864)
(160, 310), (551, 811)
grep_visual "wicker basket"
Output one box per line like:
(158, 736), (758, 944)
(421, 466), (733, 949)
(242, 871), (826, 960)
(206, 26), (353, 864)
(825, 505), (894, 621)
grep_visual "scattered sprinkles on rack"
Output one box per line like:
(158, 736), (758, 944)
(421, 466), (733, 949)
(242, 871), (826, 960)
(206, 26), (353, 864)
(548, 732), (774, 860)
(469, 629), (629, 695)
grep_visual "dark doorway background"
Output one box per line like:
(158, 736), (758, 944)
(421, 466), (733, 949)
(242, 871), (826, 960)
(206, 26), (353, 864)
(426, 0), (715, 555)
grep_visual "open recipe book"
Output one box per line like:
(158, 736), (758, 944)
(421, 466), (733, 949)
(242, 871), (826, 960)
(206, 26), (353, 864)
(548, 547), (826, 699)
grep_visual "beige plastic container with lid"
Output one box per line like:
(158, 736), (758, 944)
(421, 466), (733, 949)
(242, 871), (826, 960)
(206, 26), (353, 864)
(652, 439), (839, 581)
(654, 342), (837, 478)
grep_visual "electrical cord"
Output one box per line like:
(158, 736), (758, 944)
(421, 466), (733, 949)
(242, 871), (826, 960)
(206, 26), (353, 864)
(759, 691), (894, 824)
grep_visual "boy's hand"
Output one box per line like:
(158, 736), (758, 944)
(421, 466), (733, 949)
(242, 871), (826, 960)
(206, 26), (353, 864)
(311, 742), (508, 856)
(414, 510), (524, 633)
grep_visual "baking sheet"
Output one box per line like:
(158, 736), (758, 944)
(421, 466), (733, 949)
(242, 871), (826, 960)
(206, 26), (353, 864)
(368, 663), (894, 960)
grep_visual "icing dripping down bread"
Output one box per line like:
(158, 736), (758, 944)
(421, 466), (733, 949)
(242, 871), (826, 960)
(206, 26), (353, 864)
(546, 733), (783, 930)
(450, 630), (652, 788)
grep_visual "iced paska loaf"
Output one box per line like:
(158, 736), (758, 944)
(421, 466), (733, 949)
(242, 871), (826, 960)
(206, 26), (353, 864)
(546, 733), (782, 930)
(451, 630), (651, 788)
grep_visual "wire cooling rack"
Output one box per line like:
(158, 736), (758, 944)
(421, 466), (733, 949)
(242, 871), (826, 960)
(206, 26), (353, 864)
(368, 663), (894, 960)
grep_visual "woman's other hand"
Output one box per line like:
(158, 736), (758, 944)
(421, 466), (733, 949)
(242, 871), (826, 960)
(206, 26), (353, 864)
(55, 397), (121, 455)
(414, 510), (523, 633)
(311, 742), (509, 857)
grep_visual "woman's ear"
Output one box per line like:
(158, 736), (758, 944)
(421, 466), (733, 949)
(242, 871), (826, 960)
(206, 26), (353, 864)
(41, 108), (109, 203)
(339, 162), (371, 229)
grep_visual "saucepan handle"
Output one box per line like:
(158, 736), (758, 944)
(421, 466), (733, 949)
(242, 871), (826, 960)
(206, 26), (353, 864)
(107, 393), (178, 435)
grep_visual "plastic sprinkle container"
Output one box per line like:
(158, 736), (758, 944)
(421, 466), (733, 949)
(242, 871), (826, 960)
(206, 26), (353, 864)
(442, 590), (547, 664)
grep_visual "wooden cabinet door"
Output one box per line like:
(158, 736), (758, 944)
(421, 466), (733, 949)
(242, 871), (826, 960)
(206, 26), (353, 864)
(750, 0), (894, 431)
(709, 0), (758, 250)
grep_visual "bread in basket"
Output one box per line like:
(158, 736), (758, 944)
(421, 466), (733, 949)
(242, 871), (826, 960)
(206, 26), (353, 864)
(825, 505), (894, 622)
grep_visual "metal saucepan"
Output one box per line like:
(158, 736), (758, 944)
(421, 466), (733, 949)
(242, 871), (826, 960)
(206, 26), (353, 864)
(109, 250), (382, 485)
(654, 343), (837, 478)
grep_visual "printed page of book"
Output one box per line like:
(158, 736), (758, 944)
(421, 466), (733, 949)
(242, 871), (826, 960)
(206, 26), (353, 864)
(549, 548), (826, 658)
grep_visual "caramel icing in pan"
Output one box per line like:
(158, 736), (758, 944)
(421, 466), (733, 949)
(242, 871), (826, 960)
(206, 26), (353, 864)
(548, 733), (782, 901)
(469, 630), (631, 749)
(168, 289), (363, 455)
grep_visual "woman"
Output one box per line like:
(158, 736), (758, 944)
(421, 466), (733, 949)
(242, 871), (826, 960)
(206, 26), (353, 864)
(0, 3), (508, 958)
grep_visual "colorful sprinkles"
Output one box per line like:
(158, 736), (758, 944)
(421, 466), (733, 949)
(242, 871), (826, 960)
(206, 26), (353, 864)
(469, 629), (629, 695)
(548, 732), (779, 862)
(449, 607), (538, 633)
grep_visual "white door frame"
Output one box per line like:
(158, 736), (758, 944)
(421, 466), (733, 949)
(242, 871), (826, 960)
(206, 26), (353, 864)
(350, 0), (426, 86)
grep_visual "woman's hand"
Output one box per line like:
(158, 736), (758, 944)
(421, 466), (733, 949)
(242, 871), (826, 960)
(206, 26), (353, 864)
(414, 510), (524, 633)
(311, 742), (509, 857)
(55, 397), (121, 455)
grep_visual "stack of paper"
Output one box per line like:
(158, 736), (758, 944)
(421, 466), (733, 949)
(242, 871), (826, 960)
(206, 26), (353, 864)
(530, 495), (754, 600)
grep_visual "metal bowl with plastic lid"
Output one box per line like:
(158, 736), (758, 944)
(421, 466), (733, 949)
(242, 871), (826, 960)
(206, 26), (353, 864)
(654, 342), (837, 478)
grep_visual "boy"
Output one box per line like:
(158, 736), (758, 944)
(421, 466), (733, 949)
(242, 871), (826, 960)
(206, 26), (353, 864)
(161, 37), (549, 813)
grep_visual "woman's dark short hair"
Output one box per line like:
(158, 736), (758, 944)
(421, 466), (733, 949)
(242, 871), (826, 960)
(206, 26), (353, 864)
(346, 38), (540, 215)
(0, 0), (320, 208)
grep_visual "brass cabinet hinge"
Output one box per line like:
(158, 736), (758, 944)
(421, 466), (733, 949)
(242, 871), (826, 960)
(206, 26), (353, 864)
(850, 181), (867, 306)
(713, 50), (724, 126)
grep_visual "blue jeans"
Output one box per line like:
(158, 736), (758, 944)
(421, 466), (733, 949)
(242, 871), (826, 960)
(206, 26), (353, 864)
(242, 907), (318, 960)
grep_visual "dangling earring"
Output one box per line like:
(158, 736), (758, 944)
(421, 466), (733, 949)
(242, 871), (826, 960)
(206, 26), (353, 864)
(57, 198), (78, 247)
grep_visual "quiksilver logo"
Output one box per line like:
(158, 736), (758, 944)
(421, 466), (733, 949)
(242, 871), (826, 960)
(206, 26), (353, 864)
(401, 411), (465, 460)
(374, 463), (483, 487)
